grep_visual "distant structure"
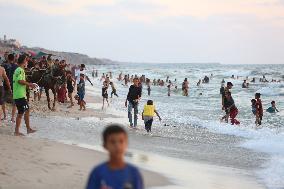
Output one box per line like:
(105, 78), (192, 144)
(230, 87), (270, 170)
(0, 34), (21, 48)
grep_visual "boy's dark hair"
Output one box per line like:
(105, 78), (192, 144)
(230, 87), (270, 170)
(8, 53), (14, 61)
(80, 64), (85, 68)
(227, 82), (233, 86)
(251, 99), (256, 103)
(271, 101), (275, 104)
(109, 82), (113, 85)
(255, 93), (261, 98)
(103, 124), (127, 145)
(147, 100), (153, 105)
(18, 54), (27, 65)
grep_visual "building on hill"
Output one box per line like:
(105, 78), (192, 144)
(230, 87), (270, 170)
(0, 34), (21, 48)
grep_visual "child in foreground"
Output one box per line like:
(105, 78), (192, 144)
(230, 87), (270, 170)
(142, 100), (162, 133)
(266, 101), (279, 113)
(86, 124), (144, 189)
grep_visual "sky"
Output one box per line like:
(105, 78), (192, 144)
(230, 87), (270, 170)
(1, 0), (284, 64)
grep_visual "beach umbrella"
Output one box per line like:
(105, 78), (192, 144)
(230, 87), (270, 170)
(35, 51), (49, 58)
(26, 50), (36, 57)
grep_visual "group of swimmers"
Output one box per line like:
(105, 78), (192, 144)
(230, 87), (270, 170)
(220, 81), (280, 126)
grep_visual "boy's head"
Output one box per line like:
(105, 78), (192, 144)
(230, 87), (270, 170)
(18, 54), (28, 66)
(255, 93), (261, 99)
(8, 53), (14, 62)
(271, 101), (276, 105)
(133, 78), (139, 86)
(227, 82), (233, 89)
(103, 124), (128, 158)
(147, 100), (153, 105)
(251, 99), (256, 104)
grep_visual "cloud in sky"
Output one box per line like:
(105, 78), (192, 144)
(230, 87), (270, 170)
(1, 0), (284, 64)
(2, 0), (284, 21)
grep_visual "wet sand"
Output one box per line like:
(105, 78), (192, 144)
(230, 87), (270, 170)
(0, 89), (267, 189)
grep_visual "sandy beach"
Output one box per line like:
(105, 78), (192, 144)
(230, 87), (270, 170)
(0, 128), (170, 189)
(0, 88), (267, 189)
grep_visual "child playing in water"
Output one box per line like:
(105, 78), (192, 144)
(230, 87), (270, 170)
(167, 82), (171, 96)
(77, 74), (86, 111)
(251, 99), (257, 115)
(255, 93), (263, 126)
(110, 82), (118, 98)
(221, 92), (240, 125)
(142, 100), (162, 133)
(102, 81), (109, 109)
(86, 124), (144, 189)
(266, 101), (279, 113)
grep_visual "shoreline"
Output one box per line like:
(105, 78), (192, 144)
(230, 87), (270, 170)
(0, 84), (268, 189)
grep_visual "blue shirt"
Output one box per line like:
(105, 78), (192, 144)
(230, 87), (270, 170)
(86, 162), (144, 189)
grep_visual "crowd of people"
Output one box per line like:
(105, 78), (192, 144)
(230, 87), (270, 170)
(0, 50), (281, 136)
(98, 69), (280, 132)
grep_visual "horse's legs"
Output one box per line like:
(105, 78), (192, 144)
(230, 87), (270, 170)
(52, 88), (56, 110)
(45, 88), (51, 110)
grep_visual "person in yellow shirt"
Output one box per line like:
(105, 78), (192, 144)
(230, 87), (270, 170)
(142, 100), (161, 133)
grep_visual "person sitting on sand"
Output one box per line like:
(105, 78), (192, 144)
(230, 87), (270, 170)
(220, 92), (240, 125)
(266, 101), (279, 113)
(110, 82), (118, 98)
(77, 74), (86, 111)
(102, 81), (109, 109)
(13, 55), (36, 136)
(142, 100), (162, 133)
(86, 124), (144, 189)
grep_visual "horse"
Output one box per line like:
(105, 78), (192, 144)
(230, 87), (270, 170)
(27, 64), (66, 110)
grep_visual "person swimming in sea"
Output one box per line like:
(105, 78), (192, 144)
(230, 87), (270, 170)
(266, 101), (279, 113)
(242, 80), (248, 88)
(197, 79), (201, 86)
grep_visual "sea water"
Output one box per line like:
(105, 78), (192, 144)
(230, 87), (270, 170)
(30, 63), (284, 189)
(88, 63), (284, 189)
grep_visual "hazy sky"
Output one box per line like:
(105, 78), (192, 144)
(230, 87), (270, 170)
(1, 0), (284, 64)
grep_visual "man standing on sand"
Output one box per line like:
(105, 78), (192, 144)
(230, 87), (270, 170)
(125, 78), (142, 128)
(1, 53), (18, 122)
(13, 55), (37, 136)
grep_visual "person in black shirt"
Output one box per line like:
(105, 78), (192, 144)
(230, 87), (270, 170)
(125, 78), (142, 128)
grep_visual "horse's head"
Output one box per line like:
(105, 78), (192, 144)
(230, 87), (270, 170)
(28, 69), (46, 86)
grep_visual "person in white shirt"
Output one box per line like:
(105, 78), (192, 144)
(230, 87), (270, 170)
(75, 64), (93, 89)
